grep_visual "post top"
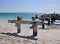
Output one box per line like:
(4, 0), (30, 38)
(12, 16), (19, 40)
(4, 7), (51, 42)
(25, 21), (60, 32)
(17, 16), (22, 21)
(17, 16), (22, 19)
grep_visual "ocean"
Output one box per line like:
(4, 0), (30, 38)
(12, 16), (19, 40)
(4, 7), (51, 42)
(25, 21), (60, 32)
(0, 13), (41, 21)
(0, 13), (60, 24)
(0, 13), (60, 29)
(0, 13), (43, 28)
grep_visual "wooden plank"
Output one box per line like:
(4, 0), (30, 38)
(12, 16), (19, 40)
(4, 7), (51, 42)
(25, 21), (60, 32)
(8, 20), (42, 25)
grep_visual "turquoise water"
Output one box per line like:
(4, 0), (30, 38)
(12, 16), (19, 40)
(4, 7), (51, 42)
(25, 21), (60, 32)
(0, 13), (60, 24)
(0, 13), (41, 21)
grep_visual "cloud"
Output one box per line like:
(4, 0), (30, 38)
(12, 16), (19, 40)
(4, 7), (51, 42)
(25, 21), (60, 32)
(47, 4), (57, 7)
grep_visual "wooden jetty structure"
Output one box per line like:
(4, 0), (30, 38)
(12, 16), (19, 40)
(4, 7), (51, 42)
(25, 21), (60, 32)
(8, 16), (45, 36)
(35, 12), (60, 25)
(33, 14), (51, 25)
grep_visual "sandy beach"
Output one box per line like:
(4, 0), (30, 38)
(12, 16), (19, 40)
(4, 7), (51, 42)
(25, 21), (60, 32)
(0, 20), (60, 44)
(0, 0), (60, 44)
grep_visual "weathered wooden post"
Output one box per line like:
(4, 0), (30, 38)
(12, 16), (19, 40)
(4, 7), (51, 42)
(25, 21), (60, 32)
(51, 20), (53, 24)
(48, 19), (50, 25)
(51, 17), (54, 24)
(33, 22), (37, 36)
(32, 17), (37, 36)
(41, 16), (45, 29)
(16, 16), (22, 33)
(42, 19), (45, 29)
(35, 14), (38, 19)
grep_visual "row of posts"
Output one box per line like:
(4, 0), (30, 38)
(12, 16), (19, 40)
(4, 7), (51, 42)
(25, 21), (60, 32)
(16, 16), (45, 36)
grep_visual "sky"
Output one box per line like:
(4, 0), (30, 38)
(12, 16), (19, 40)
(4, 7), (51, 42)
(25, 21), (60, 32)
(0, 0), (60, 13)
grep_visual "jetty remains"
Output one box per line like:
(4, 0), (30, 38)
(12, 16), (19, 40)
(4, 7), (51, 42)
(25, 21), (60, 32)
(8, 16), (45, 36)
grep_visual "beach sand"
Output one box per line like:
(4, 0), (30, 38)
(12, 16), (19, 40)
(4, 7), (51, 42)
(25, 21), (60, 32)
(0, 21), (60, 44)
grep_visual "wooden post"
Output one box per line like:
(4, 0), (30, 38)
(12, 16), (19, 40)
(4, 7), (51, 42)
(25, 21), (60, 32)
(33, 22), (37, 36)
(32, 17), (37, 36)
(41, 16), (45, 29)
(35, 14), (38, 19)
(42, 19), (45, 29)
(48, 19), (50, 25)
(16, 16), (22, 33)
(51, 20), (53, 24)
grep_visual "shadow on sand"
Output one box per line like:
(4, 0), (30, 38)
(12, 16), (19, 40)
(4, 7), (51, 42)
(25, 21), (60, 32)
(0, 32), (38, 40)
(54, 24), (60, 26)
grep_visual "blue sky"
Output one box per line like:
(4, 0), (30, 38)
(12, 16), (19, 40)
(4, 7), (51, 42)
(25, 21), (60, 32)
(0, 0), (60, 13)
